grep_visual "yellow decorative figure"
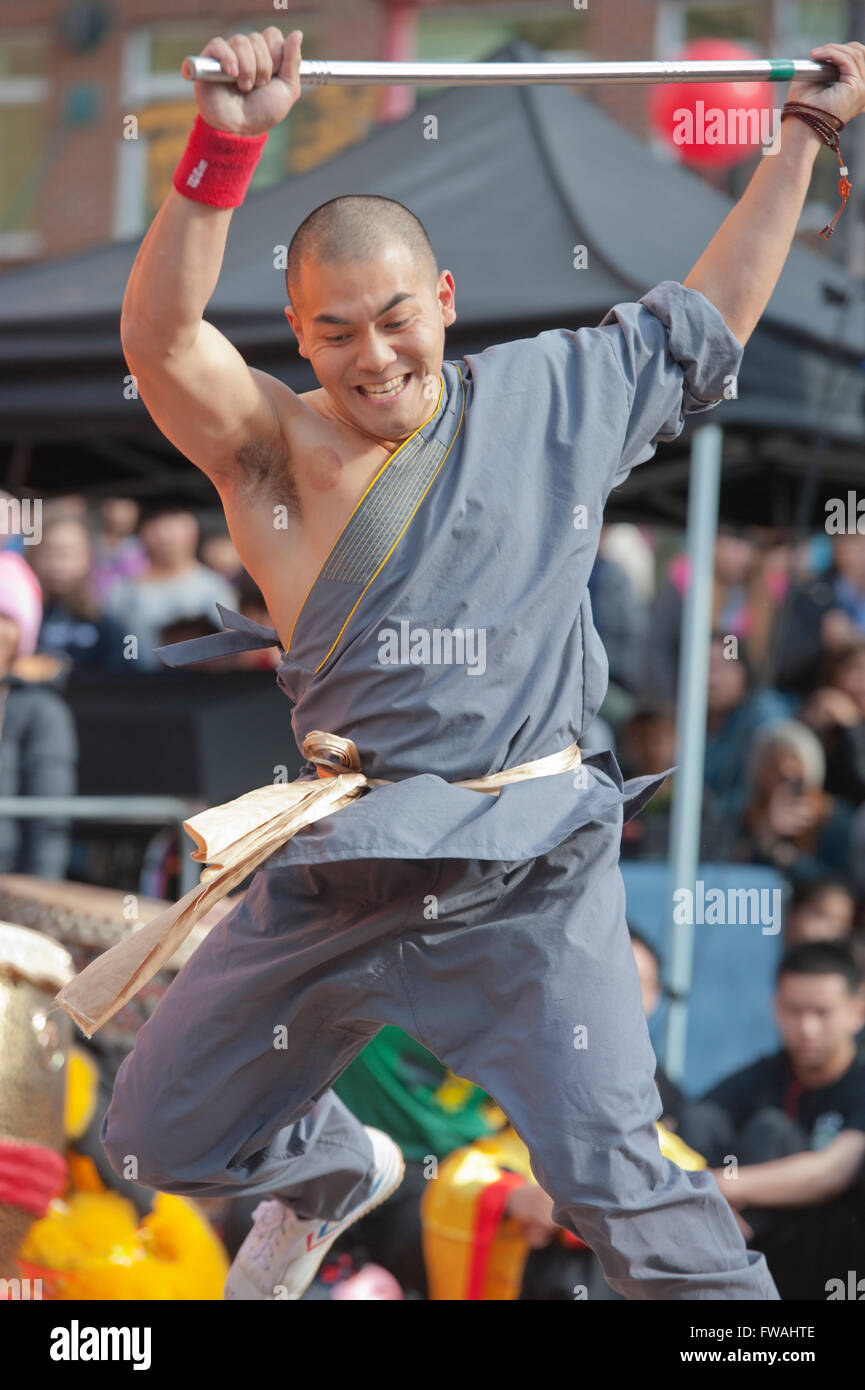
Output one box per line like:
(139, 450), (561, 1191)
(14, 1042), (228, 1298)
(421, 1121), (705, 1300)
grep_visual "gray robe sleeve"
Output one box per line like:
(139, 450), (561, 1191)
(595, 280), (744, 488)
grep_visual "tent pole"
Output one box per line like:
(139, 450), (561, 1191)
(664, 423), (723, 1084)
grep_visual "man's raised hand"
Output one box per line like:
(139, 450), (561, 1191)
(787, 40), (865, 124)
(194, 27), (303, 135)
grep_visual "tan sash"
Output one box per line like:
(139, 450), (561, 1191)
(53, 733), (581, 1038)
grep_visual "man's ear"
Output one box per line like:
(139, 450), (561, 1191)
(285, 305), (308, 359)
(438, 269), (457, 329)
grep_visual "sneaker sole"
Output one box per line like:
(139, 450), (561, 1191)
(224, 1130), (405, 1301)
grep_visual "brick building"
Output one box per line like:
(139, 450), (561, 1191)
(0, 0), (852, 267)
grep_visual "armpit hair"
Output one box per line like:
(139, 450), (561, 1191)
(233, 438), (301, 518)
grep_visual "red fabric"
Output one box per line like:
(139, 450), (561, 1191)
(173, 115), (268, 208)
(0, 1139), (67, 1218)
(465, 1171), (525, 1300)
(783, 1063), (805, 1122)
(560, 1227), (588, 1251)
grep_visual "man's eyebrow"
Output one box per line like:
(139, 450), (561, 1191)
(313, 292), (415, 326)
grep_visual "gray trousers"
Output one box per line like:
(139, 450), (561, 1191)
(101, 811), (780, 1300)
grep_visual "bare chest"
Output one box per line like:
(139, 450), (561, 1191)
(220, 390), (397, 648)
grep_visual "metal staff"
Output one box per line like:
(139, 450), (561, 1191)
(181, 56), (839, 88)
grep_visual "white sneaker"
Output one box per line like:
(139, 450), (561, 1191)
(223, 1126), (405, 1300)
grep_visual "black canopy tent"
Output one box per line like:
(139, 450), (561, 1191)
(0, 39), (862, 522)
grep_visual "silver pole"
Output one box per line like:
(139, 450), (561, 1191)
(181, 56), (837, 87)
(664, 423), (723, 1084)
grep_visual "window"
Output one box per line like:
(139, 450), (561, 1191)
(0, 32), (48, 77)
(685, 4), (761, 42)
(788, 2), (845, 50)
(115, 17), (379, 237)
(0, 31), (50, 258)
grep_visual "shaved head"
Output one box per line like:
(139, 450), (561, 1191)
(286, 195), (439, 309)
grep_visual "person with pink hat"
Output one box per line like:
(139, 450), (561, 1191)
(0, 553), (77, 878)
(0, 551), (43, 661)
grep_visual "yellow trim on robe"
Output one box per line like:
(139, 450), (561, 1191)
(285, 372), (446, 657)
(314, 366), (466, 674)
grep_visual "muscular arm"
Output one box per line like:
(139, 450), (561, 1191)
(683, 42), (865, 348)
(120, 27), (303, 487)
(120, 193), (291, 484)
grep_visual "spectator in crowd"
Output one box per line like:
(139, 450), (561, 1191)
(784, 876), (857, 946)
(703, 633), (789, 818)
(29, 513), (128, 671)
(154, 614), (225, 673)
(233, 572), (282, 671)
(587, 526), (647, 700)
(0, 554), (77, 878)
(199, 525), (244, 587)
(679, 942), (865, 1300)
(596, 523), (655, 606)
(737, 719), (855, 882)
(618, 702), (736, 860)
(89, 498), (148, 605)
(772, 533), (865, 696)
(105, 504), (236, 670)
(153, 573), (282, 674)
(641, 528), (786, 703)
(798, 639), (865, 804)
(0, 547), (41, 655)
(628, 926), (687, 1131)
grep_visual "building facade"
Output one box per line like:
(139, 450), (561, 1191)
(0, 0), (851, 267)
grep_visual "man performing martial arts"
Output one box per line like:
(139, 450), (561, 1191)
(59, 29), (865, 1299)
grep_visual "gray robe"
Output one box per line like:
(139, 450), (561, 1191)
(107, 283), (783, 1299)
(156, 280), (743, 866)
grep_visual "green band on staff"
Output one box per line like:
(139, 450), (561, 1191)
(769, 61), (797, 81)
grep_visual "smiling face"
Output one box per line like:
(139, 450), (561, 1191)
(284, 240), (456, 443)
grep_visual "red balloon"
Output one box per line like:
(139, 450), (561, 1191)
(648, 38), (776, 169)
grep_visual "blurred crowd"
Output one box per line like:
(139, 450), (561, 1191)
(595, 520), (865, 898)
(2, 494), (865, 1299)
(0, 492), (276, 676)
(0, 493), (276, 877)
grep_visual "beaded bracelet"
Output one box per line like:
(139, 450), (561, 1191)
(780, 101), (851, 239)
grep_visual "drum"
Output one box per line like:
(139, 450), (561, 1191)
(0, 922), (74, 1276)
(0, 876), (236, 1053)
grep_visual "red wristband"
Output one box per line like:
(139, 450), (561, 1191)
(173, 114), (268, 209)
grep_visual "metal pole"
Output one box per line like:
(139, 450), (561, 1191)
(0, 795), (198, 820)
(843, 0), (865, 279)
(664, 423), (724, 1084)
(181, 56), (837, 87)
(0, 795), (203, 896)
